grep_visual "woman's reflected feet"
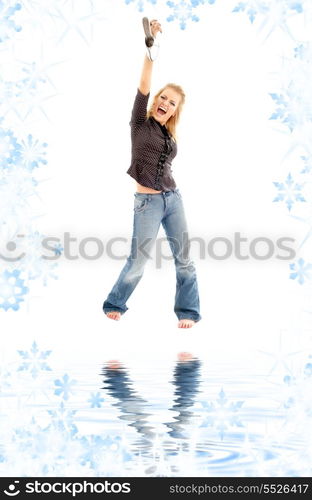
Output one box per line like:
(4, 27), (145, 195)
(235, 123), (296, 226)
(106, 311), (121, 321)
(178, 319), (195, 328)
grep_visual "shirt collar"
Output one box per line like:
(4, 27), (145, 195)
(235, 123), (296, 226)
(151, 116), (170, 136)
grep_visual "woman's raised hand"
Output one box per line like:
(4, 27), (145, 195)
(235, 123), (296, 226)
(150, 19), (162, 38)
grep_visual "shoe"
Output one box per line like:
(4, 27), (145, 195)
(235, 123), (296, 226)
(142, 17), (154, 48)
(142, 17), (160, 61)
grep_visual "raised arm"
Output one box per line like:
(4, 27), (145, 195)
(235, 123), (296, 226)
(139, 19), (162, 96)
(139, 54), (154, 96)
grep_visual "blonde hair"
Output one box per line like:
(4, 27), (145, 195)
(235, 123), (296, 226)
(146, 83), (186, 142)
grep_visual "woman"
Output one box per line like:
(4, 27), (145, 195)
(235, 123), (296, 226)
(103, 19), (201, 328)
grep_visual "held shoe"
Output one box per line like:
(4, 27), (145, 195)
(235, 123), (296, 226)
(142, 17), (160, 61)
(142, 16), (154, 47)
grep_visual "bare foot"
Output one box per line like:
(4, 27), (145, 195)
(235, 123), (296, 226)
(178, 352), (194, 362)
(106, 360), (123, 370)
(178, 319), (195, 328)
(106, 311), (121, 321)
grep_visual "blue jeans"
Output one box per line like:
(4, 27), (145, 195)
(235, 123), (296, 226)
(103, 188), (201, 322)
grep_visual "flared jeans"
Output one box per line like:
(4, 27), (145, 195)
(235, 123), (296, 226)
(103, 188), (201, 322)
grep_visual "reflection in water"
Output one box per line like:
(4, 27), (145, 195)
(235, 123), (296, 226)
(102, 360), (155, 444)
(99, 358), (295, 476)
(166, 353), (202, 439)
(101, 354), (201, 454)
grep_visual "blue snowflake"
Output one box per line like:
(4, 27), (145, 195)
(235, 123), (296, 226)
(0, 82), (16, 117)
(15, 231), (59, 287)
(80, 435), (132, 470)
(166, 0), (200, 30)
(7, 414), (85, 476)
(0, 366), (12, 391)
(20, 62), (47, 90)
(289, 257), (312, 285)
(304, 362), (312, 377)
(269, 92), (292, 131)
(87, 392), (105, 408)
(286, 0), (304, 14)
(0, 127), (22, 169)
(47, 402), (78, 437)
(269, 79), (312, 132)
(49, 3), (103, 46)
(13, 417), (42, 452)
(0, 269), (28, 311)
(19, 134), (48, 170)
(79, 435), (108, 469)
(28, 259), (59, 288)
(282, 374), (296, 409)
(300, 155), (312, 175)
(199, 388), (244, 440)
(54, 373), (77, 400)
(52, 243), (63, 256)
(0, 1), (22, 43)
(232, 1), (304, 32)
(191, 0), (216, 5)
(124, 0), (157, 11)
(273, 173), (306, 211)
(17, 341), (52, 379)
(293, 42), (312, 61)
(232, 1), (269, 23)
(283, 374), (296, 385)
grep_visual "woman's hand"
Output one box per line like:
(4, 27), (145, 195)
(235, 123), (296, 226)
(150, 19), (162, 38)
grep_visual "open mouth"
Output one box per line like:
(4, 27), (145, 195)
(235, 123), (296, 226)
(157, 107), (167, 116)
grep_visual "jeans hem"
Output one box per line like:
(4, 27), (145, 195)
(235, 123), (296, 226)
(177, 315), (201, 322)
(103, 307), (128, 315)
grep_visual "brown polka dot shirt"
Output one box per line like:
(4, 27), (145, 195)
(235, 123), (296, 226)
(126, 88), (178, 191)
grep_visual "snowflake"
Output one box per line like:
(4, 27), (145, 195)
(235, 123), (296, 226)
(232, 0), (304, 38)
(48, 402), (78, 437)
(0, 127), (22, 169)
(17, 341), (52, 379)
(124, 0), (157, 12)
(269, 87), (312, 132)
(294, 42), (312, 62)
(281, 374), (297, 408)
(29, 260), (59, 287)
(0, 166), (38, 224)
(8, 413), (82, 475)
(304, 362), (312, 377)
(80, 435), (132, 472)
(0, 1), (22, 43)
(0, 269), (28, 311)
(20, 61), (47, 90)
(0, 366), (12, 391)
(49, 2), (103, 46)
(192, 0), (216, 5)
(54, 373), (77, 400)
(19, 134), (48, 170)
(289, 257), (312, 285)
(300, 155), (312, 174)
(79, 435), (109, 470)
(199, 388), (244, 440)
(14, 231), (59, 287)
(52, 243), (63, 256)
(232, 0), (269, 23)
(273, 172), (306, 211)
(87, 391), (104, 408)
(166, 0), (200, 30)
(0, 81), (15, 111)
(0, 81), (19, 118)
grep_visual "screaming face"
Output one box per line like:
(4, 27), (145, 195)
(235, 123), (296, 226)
(152, 87), (181, 126)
